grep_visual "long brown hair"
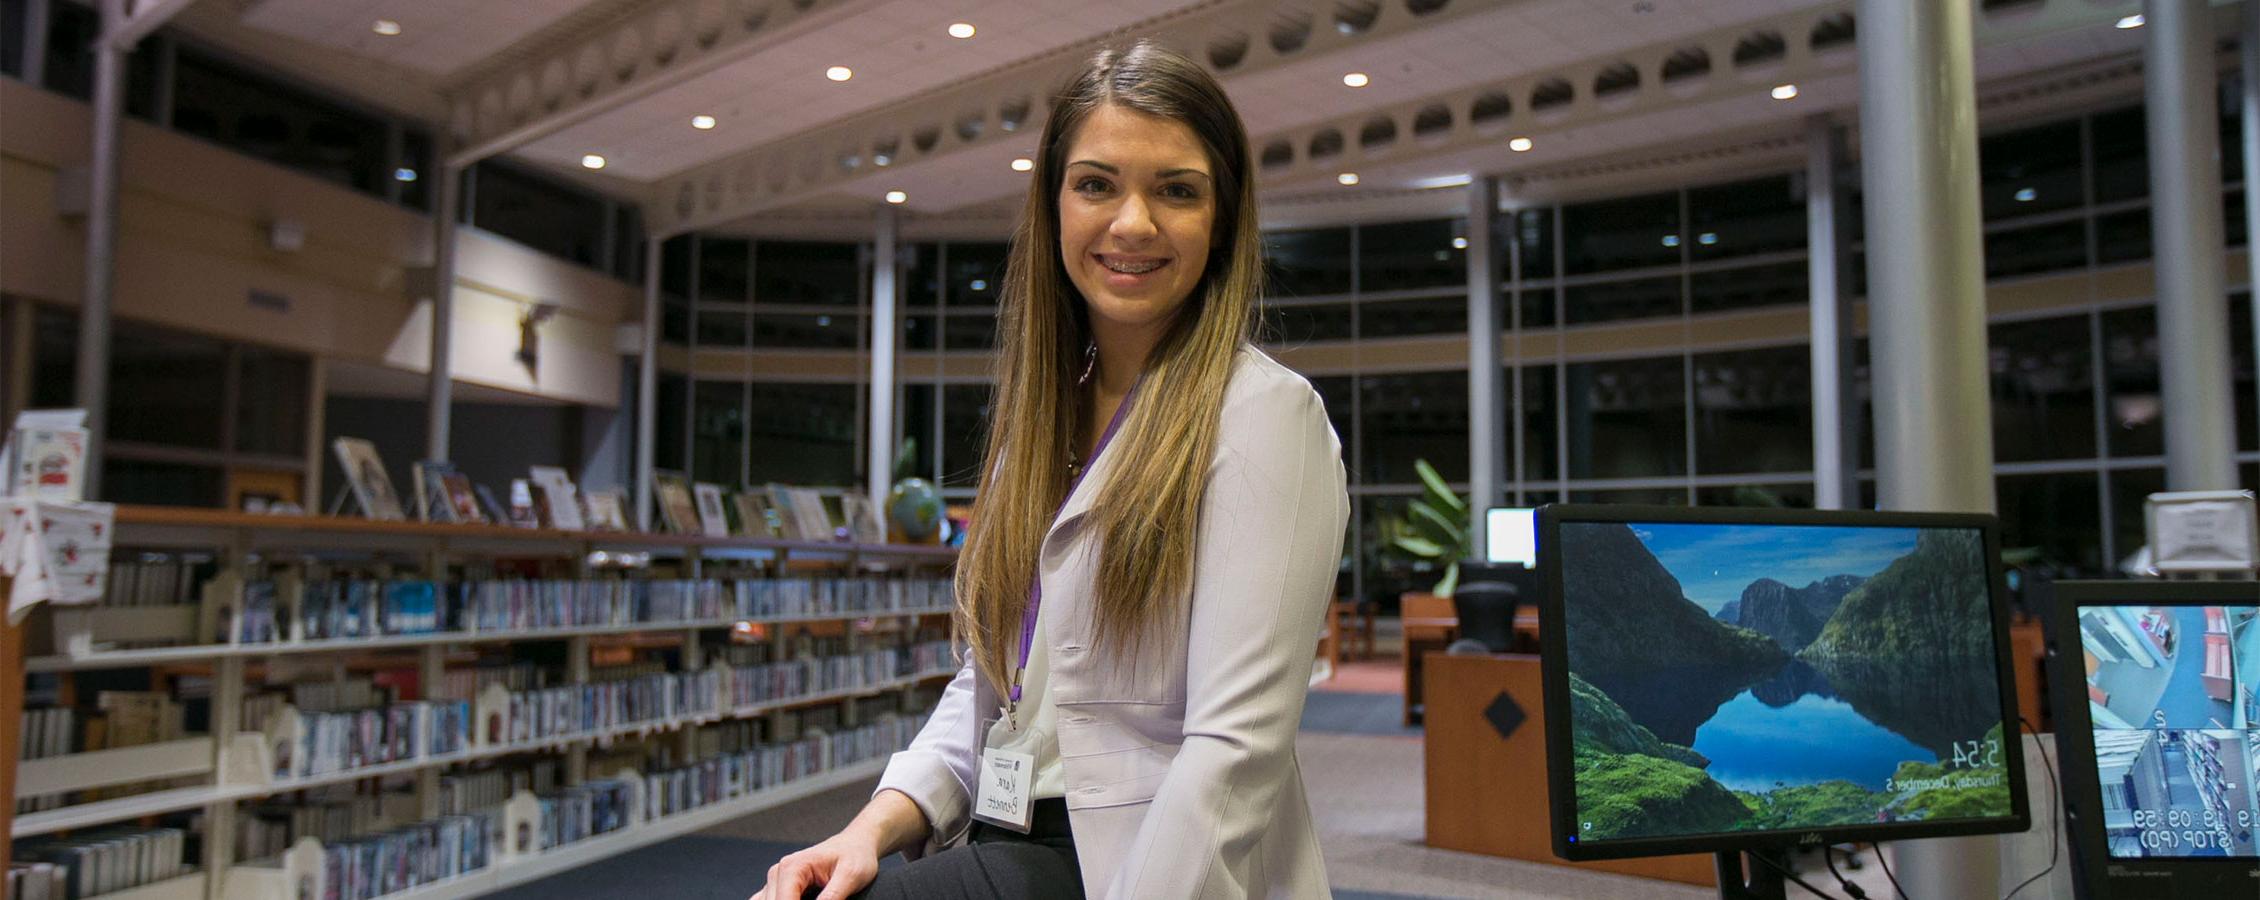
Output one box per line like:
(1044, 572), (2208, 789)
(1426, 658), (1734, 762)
(956, 40), (1263, 693)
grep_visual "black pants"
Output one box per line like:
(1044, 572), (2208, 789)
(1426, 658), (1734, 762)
(828, 799), (1085, 900)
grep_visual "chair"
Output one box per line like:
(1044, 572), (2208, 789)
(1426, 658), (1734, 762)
(1332, 599), (1373, 661)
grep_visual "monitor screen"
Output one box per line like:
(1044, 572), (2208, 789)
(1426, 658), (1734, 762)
(1541, 506), (2027, 859)
(1487, 507), (1537, 568)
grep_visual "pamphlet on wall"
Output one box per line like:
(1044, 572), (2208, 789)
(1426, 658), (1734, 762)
(3, 498), (115, 623)
(1, 409), (90, 502)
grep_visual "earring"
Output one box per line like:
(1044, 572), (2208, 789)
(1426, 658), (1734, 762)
(1076, 340), (1098, 386)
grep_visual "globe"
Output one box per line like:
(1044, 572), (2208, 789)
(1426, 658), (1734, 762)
(887, 477), (945, 542)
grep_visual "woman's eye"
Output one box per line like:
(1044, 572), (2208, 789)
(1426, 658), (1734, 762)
(1161, 184), (1199, 201)
(1074, 177), (1111, 195)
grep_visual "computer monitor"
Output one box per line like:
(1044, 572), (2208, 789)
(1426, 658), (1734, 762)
(1538, 504), (2030, 872)
(1487, 507), (1538, 568)
(2044, 580), (2260, 900)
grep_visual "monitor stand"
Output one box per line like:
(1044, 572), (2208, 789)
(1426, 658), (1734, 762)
(1714, 850), (1788, 900)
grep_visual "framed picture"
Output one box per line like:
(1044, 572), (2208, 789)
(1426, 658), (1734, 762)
(732, 492), (776, 538)
(584, 489), (629, 531)
(693, 482), (731, 537)
(655, 472), (699, 535)
(441, 473), (486, 524)
(528, 466), (583, 530)
(841, 493), (887, 544)
(789, 487), (837, 542)
(331, 437), (405, 521)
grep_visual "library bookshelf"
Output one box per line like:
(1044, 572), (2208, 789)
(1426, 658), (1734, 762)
(5, 506), (958, 900)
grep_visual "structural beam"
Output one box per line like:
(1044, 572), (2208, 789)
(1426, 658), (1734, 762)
(75, 0), (129, 498)
(426, 157), (462, 463)
(1806, 115), (1858, 510)
(868, 208), (900, 512)
(2246, 0), (2260, 460)
(2145, 0), (2239, 491)
(636, 236), (661, 532)
(104, 0), (196, 50)
(1465, 179), (1501, 548)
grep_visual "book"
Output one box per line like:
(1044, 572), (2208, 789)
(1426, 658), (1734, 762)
(693, 482), (731, 538)
(412, 460), (456, 523)
(333, 437), (406, 521)
(4, 410), (89, 501)
(443, 472), (486, 524)
(841, 493), (886, 544)
(584, 488), (628, 531)
(732, 492), (776, 538)
(476, 483), (514, 526)
(529, 466), (584, 530)
(654, 472), (698, 535)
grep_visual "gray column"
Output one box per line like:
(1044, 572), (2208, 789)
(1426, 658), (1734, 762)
(868, 208), (900, 510)
(636, 236), (661, 532)
(1806, 115), (1858, 510)
(2145, 0), (2238, 491)
(1856, 0), (1998, 892)
(73, 0), (128, 498)
(2246, 0), (2260, 459)
(1466, 180), (1501, 550)
(425, 155), (463, 463)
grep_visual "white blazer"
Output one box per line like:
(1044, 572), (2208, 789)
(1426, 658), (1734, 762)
(876, 346), (1350, 899)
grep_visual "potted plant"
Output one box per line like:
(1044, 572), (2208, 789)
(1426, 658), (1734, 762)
(1383, 459), (1473, 598)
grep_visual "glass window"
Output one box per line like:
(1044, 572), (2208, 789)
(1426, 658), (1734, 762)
(2108, 467), (2165, 564)
(1516, 364), (1558, 482)
(1690, 259), (1806, 315)
(2235, 294), (2255, 452)
(747, 382), (858, 486)
(945, 242), (1008, 308)
(904, 244), (942, 308)
(0, 0), (24, 79)
(1562, 191), (1679, 274)
(657, 373), (688, 471)
(2094, 208), (2149, 265)
(470, 161), (606, 266)
(1358, 495), (1441, 605)
(943, 313), (998, 351)
(754, 312), (858, 350)
(1262, 227), (1353, 297)
(900, 383), (937, 481)
(1692, 345), (1812, 475)
(1980, 119), (2083, 219)
(1566, 354), (1687, 479)
(101, 459), (222, 508)
(696, 309), (748, 348)
(1263, 302), (1354, 344)
(612, 204), (645, 283)
(1564, 274), (1680, 325)
(32, 307), (75, 408)
(1989, 315), (2096, 462)
(40, 0), (97, 99)
(1686, 174), (1804, 261)
(2220, 75), (2244, 184)
(1694, 483), (1815, 508)
(1357, 219), (1464, 292)
(235, 346), (309, 457)
(1984, 220), (2087, 279)
(1566, 488), (1688, 505)
(941, 384), (992, 488)
(2101, 307), (2163, 457)
(110, 324), (225, 449)
(1357, 295), (1466, 338)
(1511, 286), (1555, 329)
(1509, 208), (1556, 280)
(2228, 189), (2248, 248)
(1309, 375), (1354, 475)
(2091, 107), (2146, 203)
(662, 301), (689, 345)
(1359, 370), (1469, 485)
(172, 48), (389, 198)
(661, 236), (693, 300)
(399, 130), (433, 212)
(1999, 472), (2104, 574)
(691, 380), (745, 485)
(905, 313), (937, 351)
(698, 238), (749, 304)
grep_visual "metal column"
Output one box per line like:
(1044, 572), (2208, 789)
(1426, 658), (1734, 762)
(73, 0), (129, 498)
(1806, 115), (1858, 510)
(868, 208), (901, 510)
(1856, 0), (1998, 892)
(1466, 179), (1501, 549)
(636, 236), (661, 532)
(2145, 0), (2239, 491)
(2246, 0), (2260, 458)
(426, 155), (463, 463)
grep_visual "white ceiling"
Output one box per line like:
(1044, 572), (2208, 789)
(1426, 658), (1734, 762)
(238, 0), (625, 77)
(326, 359), (571, 407)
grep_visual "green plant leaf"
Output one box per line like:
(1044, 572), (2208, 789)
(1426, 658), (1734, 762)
(2001, 547), (2044, 566)
(1392, 535), (1445, 558)
(1414, 459), (1467, 516)
(1434, 561), (1461, 598)
(892, 438), (919, 481)
(1408, 500), (1461, 545)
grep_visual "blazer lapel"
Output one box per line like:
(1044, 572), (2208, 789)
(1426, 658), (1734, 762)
(1043, 439), (1120, 553)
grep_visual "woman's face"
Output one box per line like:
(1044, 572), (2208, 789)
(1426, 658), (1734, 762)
(1057, 103), (1217, 340)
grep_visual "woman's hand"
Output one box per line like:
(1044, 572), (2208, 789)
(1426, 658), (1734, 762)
(751, 829), (884, 900)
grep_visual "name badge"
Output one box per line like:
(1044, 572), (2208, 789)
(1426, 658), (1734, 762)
(973, 745), (1036, 833)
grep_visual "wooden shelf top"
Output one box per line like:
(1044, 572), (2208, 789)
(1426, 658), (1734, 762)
(109, 505), (958, 560)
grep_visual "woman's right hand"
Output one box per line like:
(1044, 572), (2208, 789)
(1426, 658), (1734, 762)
(751, 829), (884, 900)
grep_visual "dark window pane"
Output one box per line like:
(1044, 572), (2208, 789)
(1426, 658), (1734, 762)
(612, 205), (645, 282)
(399, 130), (433, 212)
(1563, 191), (1679, 274)
(1516, 364), (1558, 482)
(1358, 296), (1466, 338)
(41, 0), (97, 100)
(1263, 227), (1353, 297)
(1262, 302), (1354, 344)
(1564, 274), (1679, 324)
(657, 374), (688, 471)
(1309, 375), (1354, 477)
(1989, 315), (2096, 461)
(1690, 259), (1806, 315)
(2221, 75), (2244, 184)
(2109, 468), (2165, 565)
(691, 381), (745, 485)
(1687, 174), (1804, 260)
(699, 238), (749, 304)
(1358, 219), (1464, 292)
(1984, 220), (2086, 279)
(101, 459), (221, 508)
(747, 382), (858, 486)
(754, 312), (857, 349)
(111, 324), (225, 449)
(123, 37), (157, 121)
(2094, 208), (2150, 265)
(2101, 307), (2163, 457)
(662, 302), (689, 344)
(2235, 293), (2254, 452)
(1566, 488), (1688, 505)
(900, 383), (936, 481)
(941, 384), (992, 488)
(235, 347), (309, 457)
(172, 48), (388, 197)
(1692, 345), (1811, 474)
(1694, 483), (1814, 508)
(697, 310), (748, 348)
(943, 314), (998, 351)
(905, 244), (941, 307)
(945, 242), (1008, 308)
(1511, 208), (1556, 280)
(2228, 189), (2247, 248)
(1510, 286), (1556, 329)
(1999, 472), (2104, 574)
(1980, 119), (2082, 219)
(32, 307), (75, 408)
(905, 313), (937, 352)
(1359, 370), (1468, 484)
(0, 0), (24, 78)
(2092, 107), (2147, 203)
(1360, 495), (1438, 604)
(470, 162), (606, 266)
(662, 236), (693, 300)
(1566, 355), (1687, 479)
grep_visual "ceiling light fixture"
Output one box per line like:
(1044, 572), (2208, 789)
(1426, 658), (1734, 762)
(2116, 14), (2144, 29)
(1452, 237), (1470, 249)
(1660, 235), (1680, 248)
(1412, 173), (1474, 189)
(1343, 72), (1370, 88)
(372, 20), (401, 36)
(2014, 187), (2036, 203)
(691, 115), (717, 130)
(581, 154), (606, 170)
(1509, 137), (1534, 152)
(1338, 173), (1360, 185)
(1697, 232), (1718, 245)
(394, 168), (418, 182)
(827, 66), (854, 82)
(1770, 83), (1799, 100)
(885, 190), (908, 204)
(948, 22), (976, 39)
(1010, 157), (1034, 172)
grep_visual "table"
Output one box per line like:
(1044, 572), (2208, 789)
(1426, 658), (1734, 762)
(1401, 609), (1539, 725)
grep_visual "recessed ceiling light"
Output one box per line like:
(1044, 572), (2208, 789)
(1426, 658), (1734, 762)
(2014, 187), (2036, 203)
(885, 190), (908, 204)
(1697, 232), (1718, 245)
(372, 20), (401, 36)
(1412, 173), (1474, 190)
(1451, 237), (1469, 250)
(1010, 157), (1034, 172)
(691, 115), (716, 130)
(1337, 173), (1360, 185)
(1660, 235), (1680, 248)
(948, 22), (976, 39)
(394, 168), (418, 182)
(1770, 83), (1799, 100)
(2116, 14), (2144, 29)
(1343, 72), (1370, 88)
(581, 154), (606, 170)
(1508, 137), (1534, 152)
(827, 66), (853, 82)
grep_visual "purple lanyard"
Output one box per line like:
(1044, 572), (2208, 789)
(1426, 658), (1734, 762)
(1010, 379), (1140, 709)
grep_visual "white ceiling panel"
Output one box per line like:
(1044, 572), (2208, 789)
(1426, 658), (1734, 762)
(238, 0), (623, 77)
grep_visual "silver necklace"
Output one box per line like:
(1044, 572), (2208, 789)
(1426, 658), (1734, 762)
(1069, 340), (1097, 480)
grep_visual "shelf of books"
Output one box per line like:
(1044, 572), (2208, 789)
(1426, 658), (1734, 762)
(7, 506), (958, 900)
